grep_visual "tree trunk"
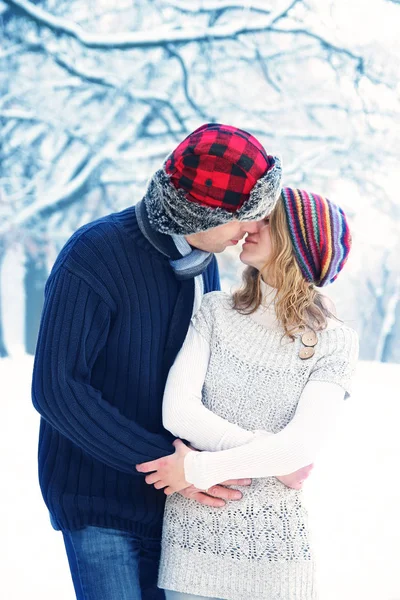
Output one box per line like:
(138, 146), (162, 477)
(0, 242), (9, 357)
(24, 245), (48, 355)
(381, 279), (400, 363)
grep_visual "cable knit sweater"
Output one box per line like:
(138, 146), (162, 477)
(158, 287), (359, 600)
(31, 206), (220, 536)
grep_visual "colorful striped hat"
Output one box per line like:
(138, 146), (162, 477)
(281, 187), (352, 287)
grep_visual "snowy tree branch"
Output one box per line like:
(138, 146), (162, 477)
(4, 35), (186, 128)
(0, 109), (89, 144)
(12, 36), (177, 106)
(0, 123), (136, 236)
(166, 45), (209, 120)
(0, 44), (23, 60)
(254, 47), (281, 93)
(0, 96), (160, 236)
(269, 26), (365, 72)
(166, 1), (272, 16)
(45, 49), (186, 128)
(0, 108), (50, 122)
(3, 0), (299, 49)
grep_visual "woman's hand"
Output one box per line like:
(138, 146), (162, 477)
(276, 463), (314, 490)
(136, 439), (193, 495)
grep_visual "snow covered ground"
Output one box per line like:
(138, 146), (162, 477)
(1, 355), (400, 600)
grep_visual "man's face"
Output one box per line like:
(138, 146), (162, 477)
(185, 219), (264, 254)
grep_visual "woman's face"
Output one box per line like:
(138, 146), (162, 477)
(239, 216), (273, 272)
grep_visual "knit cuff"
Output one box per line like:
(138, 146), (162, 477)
(184, 450), (207, 489)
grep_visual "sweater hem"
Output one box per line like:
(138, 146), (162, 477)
(159, 546), (318, 600)
(50, 511), (163, 539)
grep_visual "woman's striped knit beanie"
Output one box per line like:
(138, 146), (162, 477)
(281, 187), (352, 287)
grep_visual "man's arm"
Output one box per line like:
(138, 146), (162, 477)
(32, 266), (174, 474)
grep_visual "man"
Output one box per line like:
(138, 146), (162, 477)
(32, 123), (304, 599)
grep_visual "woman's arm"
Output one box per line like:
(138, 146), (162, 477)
(141, 323), (357, 493)
(160, 321), (312, 491)
(138, 379), (344, 493)
(183, 380), (346, 489)
(162, 323), (256, 451)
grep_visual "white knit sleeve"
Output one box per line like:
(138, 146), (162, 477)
(162, 322), (255, 452)
(184, 380), (346, 489)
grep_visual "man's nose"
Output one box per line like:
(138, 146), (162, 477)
(242, 220), (263, 234)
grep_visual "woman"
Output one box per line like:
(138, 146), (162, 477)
(138, 188), (359, 599)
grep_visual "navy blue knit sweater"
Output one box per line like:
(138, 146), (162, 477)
(32, 206), (220, 537)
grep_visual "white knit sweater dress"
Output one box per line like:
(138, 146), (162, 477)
(158, 289), (359, 600)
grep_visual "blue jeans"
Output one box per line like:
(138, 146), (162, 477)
(165, 593), (221, 600)
(62, 526), (165, 600)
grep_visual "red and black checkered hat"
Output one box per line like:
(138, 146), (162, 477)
(143, 123), (282, 235)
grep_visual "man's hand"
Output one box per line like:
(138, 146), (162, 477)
(179, 479), (252, 507)
(276, 464), (314, 490)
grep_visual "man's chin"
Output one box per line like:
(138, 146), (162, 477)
(211, 245), (229, 254)
(209, 241), (242, 253)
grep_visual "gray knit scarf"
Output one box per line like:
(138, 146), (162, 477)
(135, 200), (213, 281)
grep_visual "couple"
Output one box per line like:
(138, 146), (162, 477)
(32, 123), (358, 600)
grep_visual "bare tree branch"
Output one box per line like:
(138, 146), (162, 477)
(1, 93), (146, 236)
(0, 108), (52, 122)
(269, 26), (365, 72)
(5, 0), (376, 91)
(0, 44), (23, 59)
(3, 34), (185, 129)
(166, 1), (272, 17)
(7, 35), (177, 105)
(165, 45), (209, 120)
(3, 0), (299, 49)
(0, 123), (136, 236)
(0, 109), (91, 146)
(254, 47), (281, 93)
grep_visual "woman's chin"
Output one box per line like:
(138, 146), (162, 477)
(239, 251), (253, 266)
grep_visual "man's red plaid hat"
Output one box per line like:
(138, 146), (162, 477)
(143, 123), (282, 235)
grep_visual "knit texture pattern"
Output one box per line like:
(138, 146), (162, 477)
(31, 206), (220, 536)
(159, 292), (358, 599)
(281, 187), (352, 287)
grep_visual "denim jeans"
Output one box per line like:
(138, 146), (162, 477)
(62, 525), (165, 600)
(165, 592), (222, 600)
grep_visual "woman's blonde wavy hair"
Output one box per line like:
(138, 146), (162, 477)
(232, 198), (337, 339)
